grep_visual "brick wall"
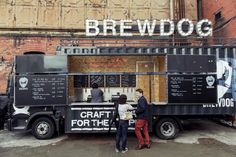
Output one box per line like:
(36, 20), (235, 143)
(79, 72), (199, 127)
(0, 36), (61, 93)
(202, 0), (236, 38)
(0, 36), (166, 93)
(0, 0), (175, 30)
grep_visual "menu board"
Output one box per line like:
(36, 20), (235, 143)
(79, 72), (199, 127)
(121, 75), (136, 87)
(15, 75), (67, 106)
(90, 75), (104, 87)
(74, 75), (88, 88)
(168, 74), (217, 104)
(106, 75), (120, 87)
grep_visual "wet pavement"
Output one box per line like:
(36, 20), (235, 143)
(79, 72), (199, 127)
(0, 120), (236, 157)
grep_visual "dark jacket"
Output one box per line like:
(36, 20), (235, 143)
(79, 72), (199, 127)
(110, 102), (119, 130)
(112, 102), (119, 122)
(135, 96), (149, 120)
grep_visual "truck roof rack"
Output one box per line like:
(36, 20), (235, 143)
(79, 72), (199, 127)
(56, 46), (236, 56)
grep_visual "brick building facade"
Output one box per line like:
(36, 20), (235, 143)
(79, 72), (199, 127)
(202, 0), (236, 40)
(0, 0), (199, 93)
(0, 0), (235, 94)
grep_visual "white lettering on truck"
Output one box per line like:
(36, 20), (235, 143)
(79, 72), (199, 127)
(71, 110), (136, 129)
(203, 98), (234, 108)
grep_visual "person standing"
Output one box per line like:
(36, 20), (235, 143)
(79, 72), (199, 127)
(115, 94), (134, 153)
(135, 88), (151, 149)
(90, 83), (103, 103)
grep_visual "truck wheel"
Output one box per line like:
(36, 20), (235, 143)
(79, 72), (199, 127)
(154, 118), (179, 140)
(32, 117), (55, 139)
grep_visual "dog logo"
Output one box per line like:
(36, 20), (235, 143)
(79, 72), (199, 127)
(19, 77), (28, 90)
(206, 76), (215, 88)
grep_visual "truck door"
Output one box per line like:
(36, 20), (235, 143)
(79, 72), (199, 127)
(136, 61), (154, 103)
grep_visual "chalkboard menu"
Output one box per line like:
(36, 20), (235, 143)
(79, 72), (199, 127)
(74, 75), (88, 88)
(90, 75), (104, 87)
(106, 75), (120, 87)
(15, 75), (67, 106)
(121, 75), (136, 87)
(168, 74), (217, 104)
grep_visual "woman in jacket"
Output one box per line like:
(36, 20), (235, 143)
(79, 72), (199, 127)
(115, 94), (134, 153)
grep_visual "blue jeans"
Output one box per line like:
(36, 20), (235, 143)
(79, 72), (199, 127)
(116, 120), (129, 150)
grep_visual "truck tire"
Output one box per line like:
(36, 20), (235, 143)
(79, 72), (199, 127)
(154, 117), (179, 140)
(32, 117), (55, 139)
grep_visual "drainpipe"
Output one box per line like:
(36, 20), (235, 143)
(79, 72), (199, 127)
(198, 0), (203, 20)
(170, 0), (174, 20)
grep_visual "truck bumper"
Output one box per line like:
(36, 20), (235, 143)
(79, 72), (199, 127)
(7, 118), (28, 131)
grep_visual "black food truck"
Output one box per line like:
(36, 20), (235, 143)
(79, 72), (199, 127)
(6, 45), (236, 139)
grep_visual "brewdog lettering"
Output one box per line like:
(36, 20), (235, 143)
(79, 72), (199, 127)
(86, 19), (212, 37)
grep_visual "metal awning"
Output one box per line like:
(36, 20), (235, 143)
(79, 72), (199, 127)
(56, 46), (236, 56)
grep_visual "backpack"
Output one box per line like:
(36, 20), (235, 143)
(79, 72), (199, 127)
(108, 102), (119, 132)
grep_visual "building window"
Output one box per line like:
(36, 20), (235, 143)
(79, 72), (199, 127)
(215, 11), (222, 22)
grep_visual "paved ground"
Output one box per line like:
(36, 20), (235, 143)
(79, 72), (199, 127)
(0, 120), (236, 157)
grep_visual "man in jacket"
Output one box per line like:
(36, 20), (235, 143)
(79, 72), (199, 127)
(135, 88), (150, 149)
